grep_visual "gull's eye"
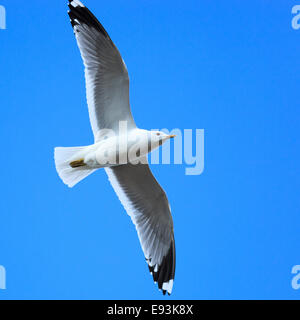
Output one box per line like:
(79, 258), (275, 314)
(156, 133), (160, 136)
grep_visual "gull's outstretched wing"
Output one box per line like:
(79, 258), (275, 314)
(105, 161), (176, 295)
(68, 0), (136, 138)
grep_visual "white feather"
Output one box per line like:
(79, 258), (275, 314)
(54, 146), (96, 188)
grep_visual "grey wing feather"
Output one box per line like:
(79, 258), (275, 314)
(68, 0), (136, 138)
(105, 161), (176, 295)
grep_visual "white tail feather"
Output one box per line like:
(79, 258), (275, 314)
(54, 146), (96, 188)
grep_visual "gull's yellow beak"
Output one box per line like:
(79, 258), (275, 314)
(169, 135), (176, 139)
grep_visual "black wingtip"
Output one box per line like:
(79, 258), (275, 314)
(147, 238), (176, 296)
(67, 0), (109, 38)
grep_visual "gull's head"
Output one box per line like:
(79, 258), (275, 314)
(150, 131), (176, 146)
(132, 129), (176, 155)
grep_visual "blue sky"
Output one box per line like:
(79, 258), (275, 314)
(0, 0), (300, 299)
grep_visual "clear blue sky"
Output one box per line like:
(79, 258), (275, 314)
(0, 0), (300, 300)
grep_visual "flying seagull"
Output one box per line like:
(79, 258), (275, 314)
(54, 0), (176, 295)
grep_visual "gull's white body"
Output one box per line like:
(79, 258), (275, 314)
(54, 0), (176, 295)
(67, 128), (167, 169)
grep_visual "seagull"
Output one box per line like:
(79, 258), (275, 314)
(54, 0), (176, 295)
